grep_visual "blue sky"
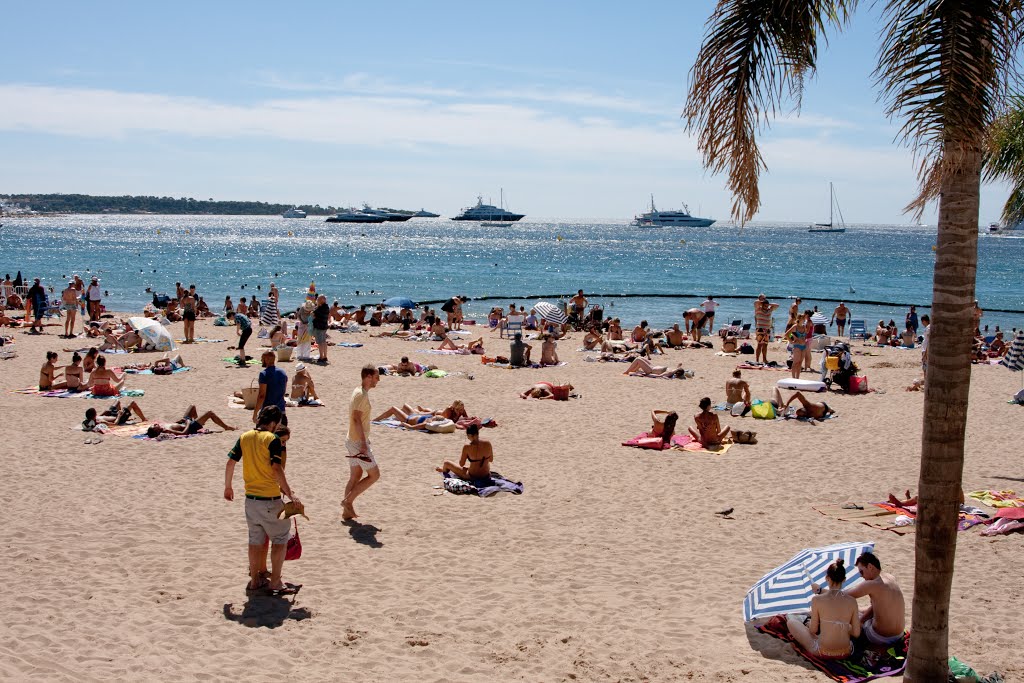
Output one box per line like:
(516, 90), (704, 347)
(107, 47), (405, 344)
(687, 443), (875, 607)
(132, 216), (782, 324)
(0, 0), (1012, 223)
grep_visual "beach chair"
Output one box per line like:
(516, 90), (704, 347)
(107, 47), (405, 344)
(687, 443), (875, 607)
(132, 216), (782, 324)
(501, 315), (524, 338)
(719, 319), (742, 338)
(848, 319), (867, 340)
(738, 323), (752, 339)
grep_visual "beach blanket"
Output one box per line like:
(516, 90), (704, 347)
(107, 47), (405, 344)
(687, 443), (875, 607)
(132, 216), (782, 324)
(441, 471), (524, 497)
(371, 418), (431, 433)
(121, 366), (191, 375)
(174, 337), (226, 343)
(622, 432), (733, 455)
(336, 342), (363, 348)
(627, 372), (688, 379)
(583, 355), (632, 362)
(416, 348), (472, 355)
(132, 428), (212, 441)
(12, 387), (144, 399)
(968, 490), (1024, 508)
(736, 362), (786, 371)
(221, 357), (260, 366)
(484, 361), (567, 369)
(812, 503), (987, 534)
(756, 614), (908, 682)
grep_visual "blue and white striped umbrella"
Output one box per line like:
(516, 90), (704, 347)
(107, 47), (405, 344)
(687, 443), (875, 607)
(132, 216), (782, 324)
(1001, 330), (1024, 372)
(742, 541), (873, 621)
(534, 300), (567, 324)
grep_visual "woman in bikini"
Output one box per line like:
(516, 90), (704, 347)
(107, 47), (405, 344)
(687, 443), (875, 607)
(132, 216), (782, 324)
(786, 559), (860, 659)
(145, 405), (236, 438)
(520, 382), (573, 400)
(64, 352), (85, 391)
(622, 356), (687, 378)
(181, 290), (197, 343)
(688, 397), (731, 446)
(784, 312), (811, 380)
(86, 355), (125, 397)
(39, 351), (67, 390)
(374, 400), (467, 426)
(435, 424), (492, 481)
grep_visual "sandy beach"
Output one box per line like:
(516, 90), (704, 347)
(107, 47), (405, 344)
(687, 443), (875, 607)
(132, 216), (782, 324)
(2, 314), (1021, 682)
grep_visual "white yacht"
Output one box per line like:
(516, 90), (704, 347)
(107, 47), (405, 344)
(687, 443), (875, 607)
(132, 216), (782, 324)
(413, 208), (440, 218)
(987, 219), (1023, 235)
(325, 209), (387, 223)
(281, 207), (307, 219)
(632, 195), (715, 227)
(359, 204), (414, 222)
(452, 192), (525, 222)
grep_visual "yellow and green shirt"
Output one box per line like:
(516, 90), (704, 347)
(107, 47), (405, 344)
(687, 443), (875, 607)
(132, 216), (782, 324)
(227, 429), (283, 498)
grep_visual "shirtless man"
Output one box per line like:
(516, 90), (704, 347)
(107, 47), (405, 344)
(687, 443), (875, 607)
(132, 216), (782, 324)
(570, 289), (588, 318)
(682, 308), (705, 339)
(146, 405), (236, 438)
(539, 334), (559, 366)
(831, 302), (851, 336)
(61, 281), (79, 337)
(847, 552), (905, 645)
(664, 323), (685, 348)
(725, 370), (751, 416)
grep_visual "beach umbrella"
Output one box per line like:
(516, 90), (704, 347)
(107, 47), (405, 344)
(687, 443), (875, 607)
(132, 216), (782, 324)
(810, 312), (829, 325)
(383, 296), (416, 309)
(128, 316), (176, 352)
(1001, 330), (1024, 388)
(742, 541), (873, 621)
(534, 301), (567, 324)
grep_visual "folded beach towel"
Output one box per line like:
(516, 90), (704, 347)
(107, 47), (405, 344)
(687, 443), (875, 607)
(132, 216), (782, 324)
(968, 490), (1024, 508)
(756, 614), (908, 683)
(336, 342), (363, 348)
(441, 471), (523, 497)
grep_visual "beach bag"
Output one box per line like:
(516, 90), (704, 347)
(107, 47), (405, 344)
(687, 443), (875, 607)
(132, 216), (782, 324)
(849, 375), (869, 394)
(739, 343), (754, 355)
(751, 401), (775, 420)
(276, 345), (293, 362)
(240, 379), (259, 409)
(285, 520), (302, 561)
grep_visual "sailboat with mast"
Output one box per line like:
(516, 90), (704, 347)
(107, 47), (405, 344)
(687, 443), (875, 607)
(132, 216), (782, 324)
(808, 182), (847, 233)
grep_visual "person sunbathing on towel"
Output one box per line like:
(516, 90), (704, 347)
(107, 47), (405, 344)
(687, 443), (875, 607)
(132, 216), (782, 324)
(887, 488), (964, 509)
(520, 382), (573, 400)
(688, 397), (731, 446)
(82, 401), (147, 430)
(384, 356), (422, 376)
(773, 388), (835, 419)
(623, 356), (687, 378)
(145, 405), (236, 438)
(436, 424), (492, 481)
(374, 400), (467, 426)
(437, 335), (484, 353)
(786, 559), (860, 659)
(981, 515), (1024, 536)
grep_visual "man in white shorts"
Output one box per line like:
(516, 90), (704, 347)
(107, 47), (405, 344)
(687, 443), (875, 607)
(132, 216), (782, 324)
(343, 364), (380, 521)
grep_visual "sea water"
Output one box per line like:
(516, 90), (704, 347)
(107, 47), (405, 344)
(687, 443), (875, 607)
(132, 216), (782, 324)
(1, 215), (1022, 332)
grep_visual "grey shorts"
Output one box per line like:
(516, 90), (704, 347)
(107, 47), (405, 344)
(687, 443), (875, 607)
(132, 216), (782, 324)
(244, 497), (292, 546)
(313, 327), (327, 348)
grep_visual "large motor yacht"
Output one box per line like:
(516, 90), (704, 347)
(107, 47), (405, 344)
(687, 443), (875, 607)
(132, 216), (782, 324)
(452, 194), (525, 222)
(325, 209), (387, 223)
(632, 195), (715, 227)
(281, 207), (307, 218)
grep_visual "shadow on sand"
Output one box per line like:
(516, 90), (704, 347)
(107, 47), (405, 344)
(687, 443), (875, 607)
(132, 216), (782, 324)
(223, 594), (311, 629)
(343, 520), (384, 548)
(743, 620), (815, 674)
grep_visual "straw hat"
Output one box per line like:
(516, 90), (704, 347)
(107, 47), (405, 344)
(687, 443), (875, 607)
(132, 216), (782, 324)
(277, 500), (308, 520)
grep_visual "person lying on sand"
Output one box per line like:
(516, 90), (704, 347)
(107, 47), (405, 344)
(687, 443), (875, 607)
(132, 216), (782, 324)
(688, 397), (731, 446)
(82, 401), (147, 430)
(773, 388), (835, 419)
(520, 382), (573, 400)
(623, 357), (688, 378)
(436, 424), (492, 480)
(887, 488), (964, 509)
(383, 356), (422, 376)
(146, 405), (236, 438)
(374, 400), (468, 425)
(438, 335), (484, 353)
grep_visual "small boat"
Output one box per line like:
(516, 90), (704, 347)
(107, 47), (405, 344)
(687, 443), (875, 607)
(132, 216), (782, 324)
(413, 208), (440, 218)
(281, 207), (307, 218)
(452, 189), (525, 222)
(808, 182), (847, 233)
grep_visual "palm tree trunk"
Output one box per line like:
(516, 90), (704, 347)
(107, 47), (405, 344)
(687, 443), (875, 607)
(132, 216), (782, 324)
(908, 141), (981, 681)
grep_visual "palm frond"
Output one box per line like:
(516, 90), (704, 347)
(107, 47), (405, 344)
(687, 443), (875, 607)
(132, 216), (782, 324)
(684, 0), (857, 224)
(875, 0), (1024, 213)
(983, 96), (1024, 225)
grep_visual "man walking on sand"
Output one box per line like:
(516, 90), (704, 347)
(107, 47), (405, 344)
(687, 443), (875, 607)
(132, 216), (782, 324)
(343, 365), (380, 521)
(223, 405), (300, 595)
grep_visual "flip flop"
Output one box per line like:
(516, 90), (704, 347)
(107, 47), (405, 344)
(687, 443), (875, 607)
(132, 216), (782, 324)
(267, 582), (301, 597)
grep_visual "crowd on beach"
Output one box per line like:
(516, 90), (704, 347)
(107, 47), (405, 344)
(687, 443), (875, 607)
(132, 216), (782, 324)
(2, 271), (1018, 664)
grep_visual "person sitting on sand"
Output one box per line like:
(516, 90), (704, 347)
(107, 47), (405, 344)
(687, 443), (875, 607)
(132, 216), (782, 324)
(290, 363), (320, 401)
(582, 329), (604, 351)
(650, 410), (679, 446)
(900, 325), (916, 348)
(607, 318), (624, 340)
(436, 424), (492, 481)
(82, 347), (99, 374)
(665, 323), (686, 348)
(786, 559), (860, 659)
(631, 320), (649, 343)
(520, 382), (573, 400)
(509, 332), (532, 367)
(847, 552), (906, 646)
(64, 352), (85, 391)
(539, 334), (559, 366)
(39, 351), (67, 390)
(262, 325), (286, 347)
(146, 405), (236, 438)
(623, 356), (687, 378)
(82, 401), (147, 430)
(773, 388), (835, 419)
(725, 370), (752, 416)
(989, 331), (1007, 357)
(875, 320), (890, 345)
(688, 397), (731, 446)
(87, 355), (125, 397)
